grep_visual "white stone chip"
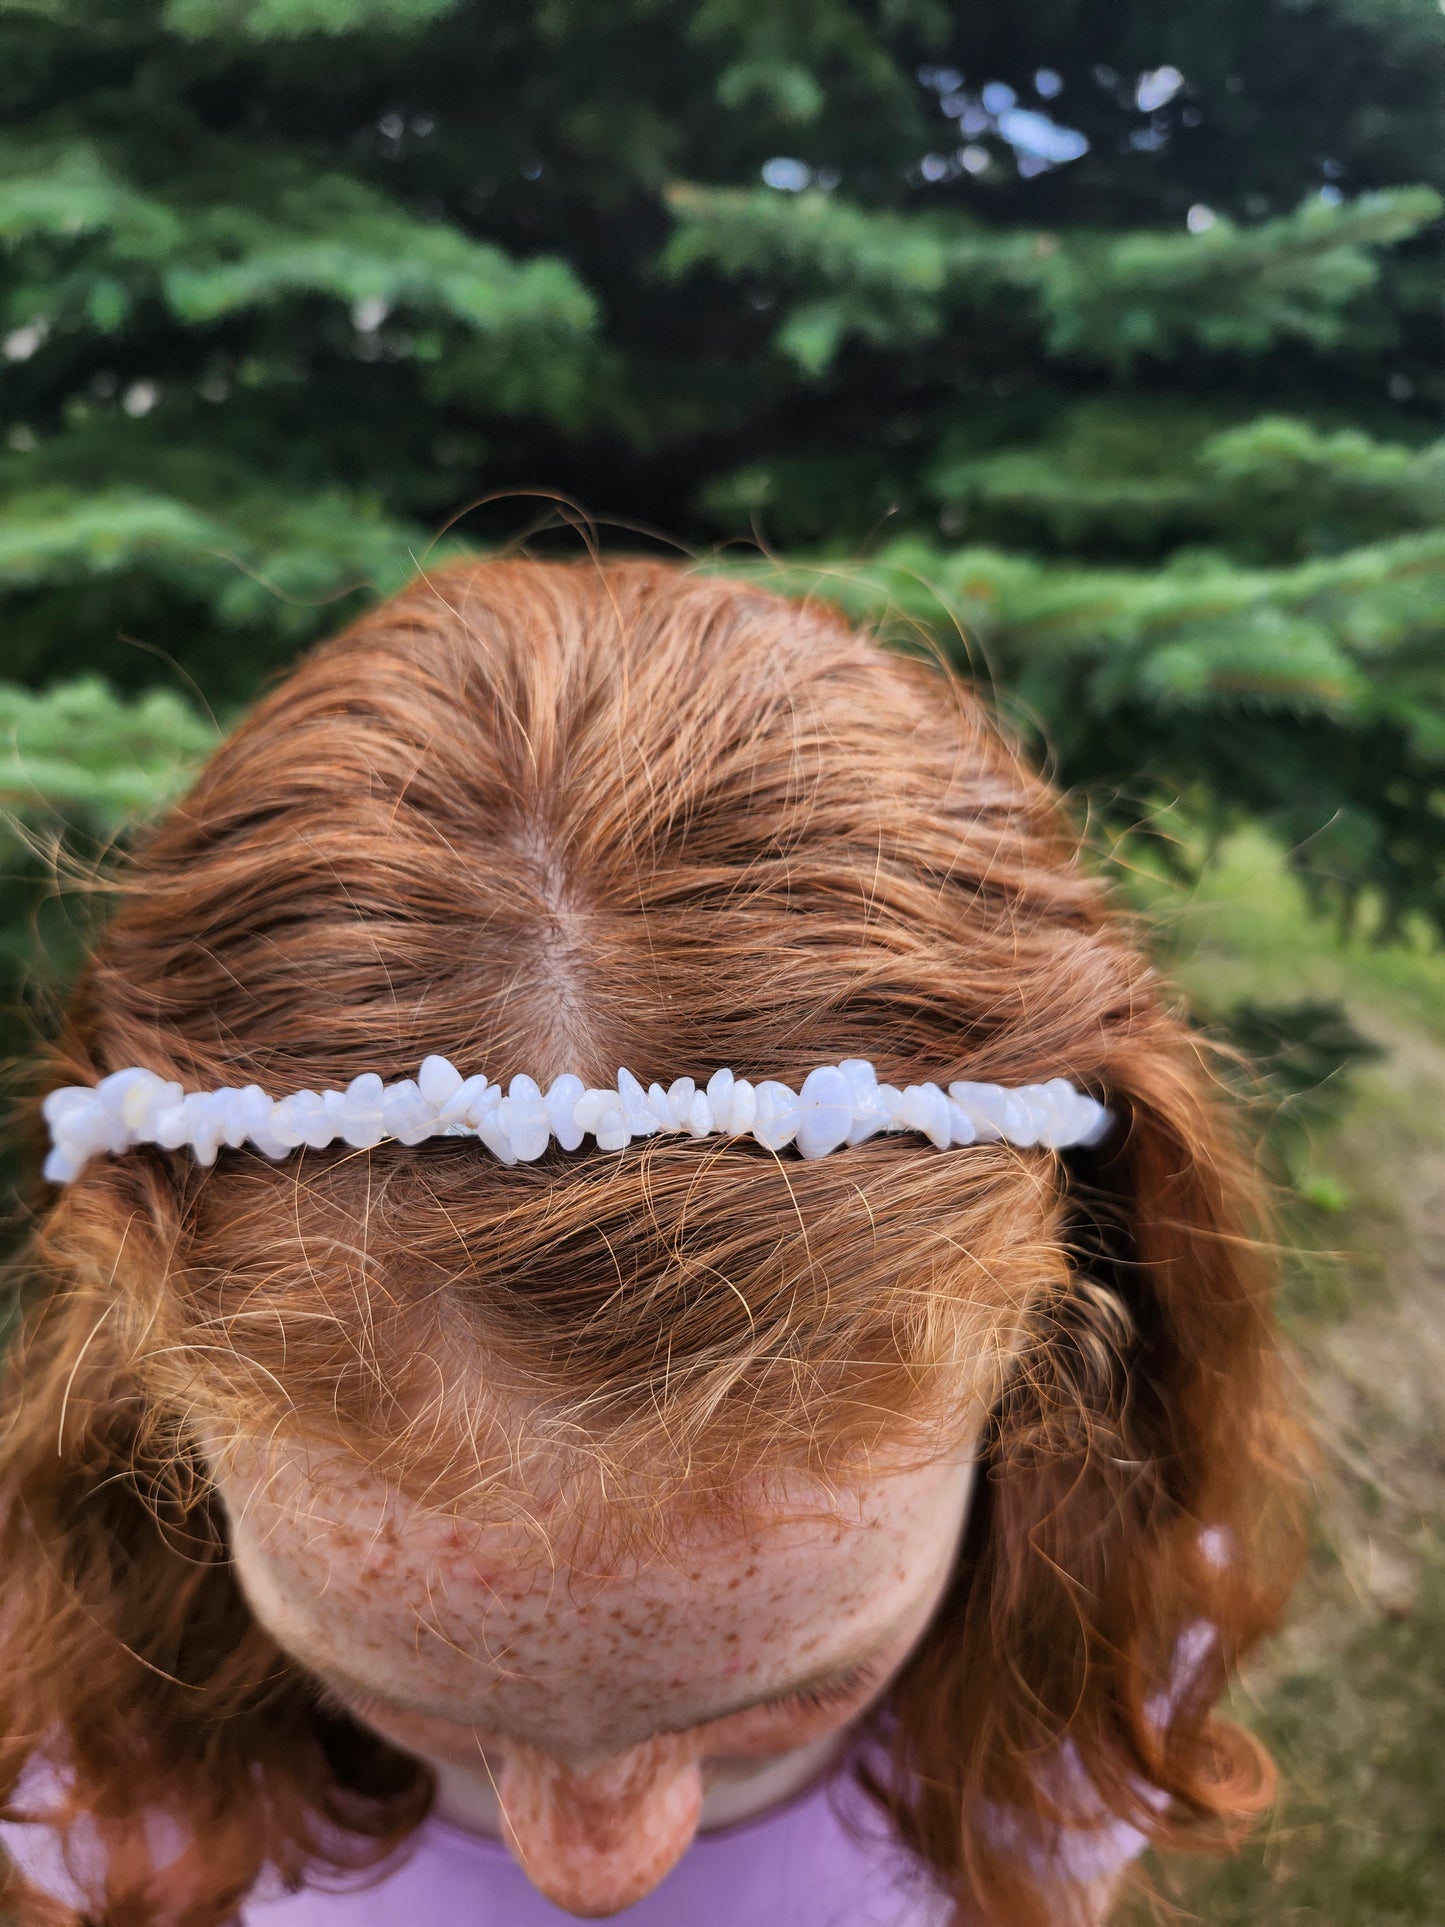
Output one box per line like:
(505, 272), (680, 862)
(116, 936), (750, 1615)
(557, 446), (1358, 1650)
(901, 1083), (952, 1150)
(729, 1079), (757, 1133)
(418, 1054), (463, 1106)
(382, 1079), (435, 1146)
(949, 1080), (1008, 1142)
(506, 1075), (551, 1162)
(840, 1060), (886, 1146)
(42, 1086), (95, 1128)
(188, 1092), (229, 1166)
(666, 1078), (696, 1126)
(435, 1072), (488, 1128)
(475, 1106), (518, 1166)
(547, 1073), (586, 1152)
(753, 1080), (801, 1151)
(705, 1067), (735, 1133)
(617, 1067), (661, 1137)
(797, 1065), (853, 1160)
(571, 1089), (611, 1132)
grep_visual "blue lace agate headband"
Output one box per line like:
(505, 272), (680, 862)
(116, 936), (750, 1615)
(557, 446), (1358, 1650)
(40, 1057), (1111, 1185)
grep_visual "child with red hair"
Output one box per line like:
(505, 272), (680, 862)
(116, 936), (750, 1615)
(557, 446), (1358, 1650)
(0, 562), (1298, 1925)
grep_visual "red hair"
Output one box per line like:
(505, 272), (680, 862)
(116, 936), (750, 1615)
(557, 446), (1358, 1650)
(0, 560), (1301, 1923)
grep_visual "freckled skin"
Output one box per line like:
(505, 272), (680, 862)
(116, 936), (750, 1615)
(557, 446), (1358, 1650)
(213, 1441), (978, 1918)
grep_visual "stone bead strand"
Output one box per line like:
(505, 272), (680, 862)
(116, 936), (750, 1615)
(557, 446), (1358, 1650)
(40, 1057), (1111, 1184)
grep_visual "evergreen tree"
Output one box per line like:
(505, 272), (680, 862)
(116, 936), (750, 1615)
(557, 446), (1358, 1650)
(1, 0), (1442, 1070)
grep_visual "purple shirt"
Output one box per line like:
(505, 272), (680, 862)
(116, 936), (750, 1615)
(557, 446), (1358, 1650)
(3, 1764), (951, 1926)
(242, 1773), (951, 1926)
(3, 1750), (1149, 1924)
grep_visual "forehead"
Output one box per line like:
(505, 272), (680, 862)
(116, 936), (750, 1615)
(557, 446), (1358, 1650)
(214, 1438), (975, 1739)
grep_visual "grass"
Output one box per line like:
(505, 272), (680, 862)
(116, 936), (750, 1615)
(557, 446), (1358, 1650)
(1119, 831), (1445, 1925)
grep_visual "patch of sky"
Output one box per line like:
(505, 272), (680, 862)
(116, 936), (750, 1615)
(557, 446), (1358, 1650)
(352, 295), (390, 332)
(996, 106), (1089, 165)
(122, 380), (159, 417)
(762, 156), (811, 191)
(1135, 65), (1185, 113)
(919, 72), (1088, 179)
(4, 320), (47, 361)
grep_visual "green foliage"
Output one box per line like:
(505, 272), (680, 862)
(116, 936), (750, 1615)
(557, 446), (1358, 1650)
(1208, 996), (1386, 1197)
(0, 485), (465, 653)
(725, 529), (1445, 932)
(0, 137), (596, 383)
(162, 0), (467, 37)
(662, 181), (1441, 372)
(923, 408), (1445, 557)
(0, 0), (1441, 1088)
(0, 678), (213, 834)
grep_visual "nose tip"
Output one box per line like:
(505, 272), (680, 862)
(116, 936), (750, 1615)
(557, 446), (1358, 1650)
(498, 1742), (704, 1918)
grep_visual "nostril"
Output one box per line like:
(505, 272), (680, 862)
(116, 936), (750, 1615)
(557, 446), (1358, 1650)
(498, 1750), (704, 1916)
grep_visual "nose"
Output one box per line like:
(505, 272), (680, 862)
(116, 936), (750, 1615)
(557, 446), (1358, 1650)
(497, 1735), (705, 1918)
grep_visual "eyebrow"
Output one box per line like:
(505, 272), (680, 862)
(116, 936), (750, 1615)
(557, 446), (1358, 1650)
(310, 1624), (904, 1739)
(657, 1648), (887, 1733)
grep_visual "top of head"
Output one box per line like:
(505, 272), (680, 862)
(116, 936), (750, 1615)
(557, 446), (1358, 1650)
(38, 559), (1205, 1511)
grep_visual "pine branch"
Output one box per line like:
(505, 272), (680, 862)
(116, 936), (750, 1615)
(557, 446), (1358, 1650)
(162, 0), (466, 36)
(662, 183), (1443, 372)
(0, 486), (467, 642)
(733, 531), (1445, 705)
(0, 136), (598, 351)
(0, 678), (213, 832)
(923, 409), (1445, 559)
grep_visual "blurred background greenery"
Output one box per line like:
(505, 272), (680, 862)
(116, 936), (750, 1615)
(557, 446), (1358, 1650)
(1, 0), (1442, 1919)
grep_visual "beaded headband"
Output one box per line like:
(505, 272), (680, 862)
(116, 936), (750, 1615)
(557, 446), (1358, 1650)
(40, 1057), (1112, 1185)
